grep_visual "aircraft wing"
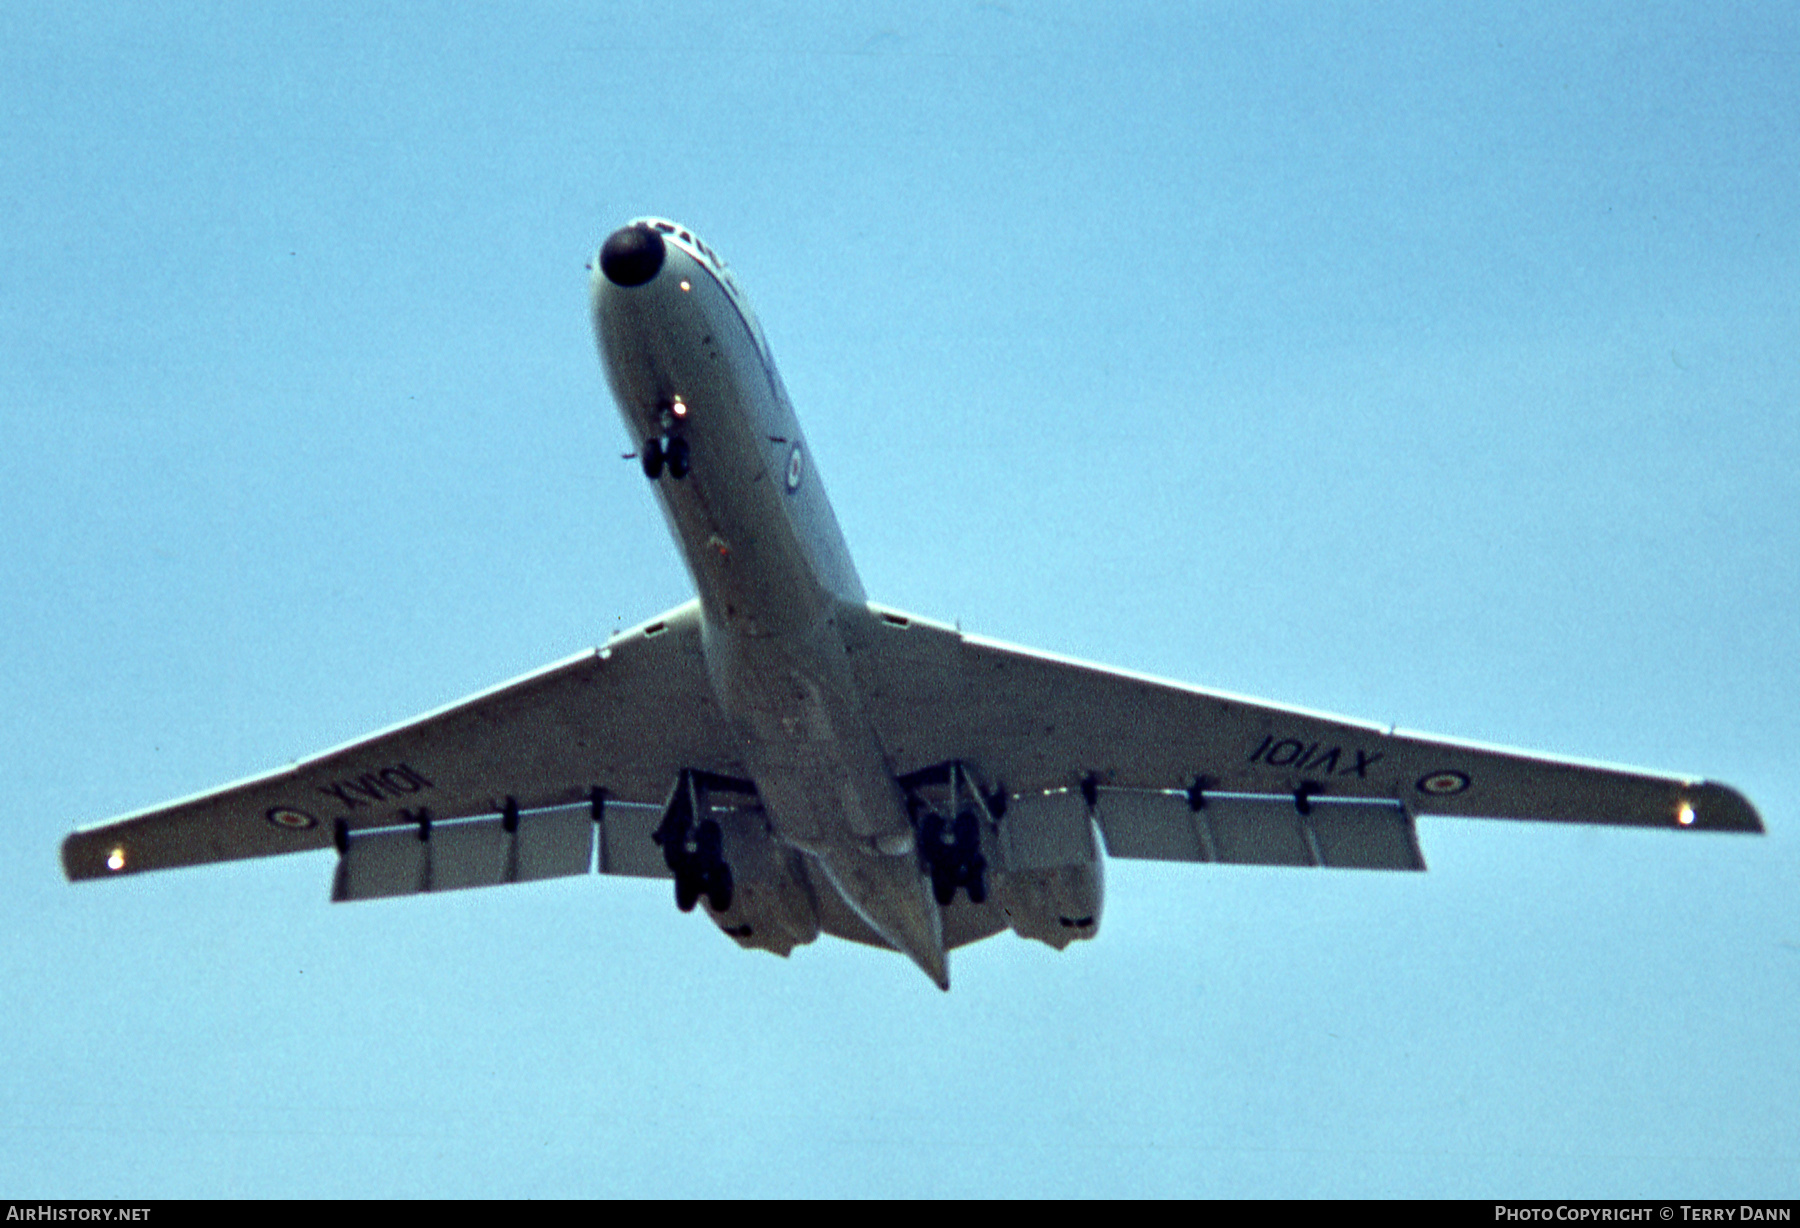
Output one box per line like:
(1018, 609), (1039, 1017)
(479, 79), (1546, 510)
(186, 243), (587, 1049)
(845, 604), (1762, 867)
(66, 593), (1761, 892)
(62, 601), (741, 884)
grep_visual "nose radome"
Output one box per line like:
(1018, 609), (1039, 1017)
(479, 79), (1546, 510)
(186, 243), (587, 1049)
(600, 224), (666, 287)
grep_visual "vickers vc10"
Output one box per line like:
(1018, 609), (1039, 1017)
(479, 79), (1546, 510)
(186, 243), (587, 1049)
(62, 219), (1765, 988)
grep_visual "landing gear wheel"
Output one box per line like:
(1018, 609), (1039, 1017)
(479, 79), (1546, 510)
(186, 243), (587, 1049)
(953, 810), (979, 848)
(919, 807), (989, 907)
(966, 865), (988, 905)
(695, 819), (722, 862)
(641, 437), (665, 479)
(932, 866), (957, 907)
(666, 436), (690, 479)
(674, 871), (700, 913)
(705, 867), (734, 913)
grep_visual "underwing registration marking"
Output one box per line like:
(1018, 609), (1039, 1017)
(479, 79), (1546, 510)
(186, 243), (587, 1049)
(316, 763), (436, 811)
(1248, 734), (1383, 778)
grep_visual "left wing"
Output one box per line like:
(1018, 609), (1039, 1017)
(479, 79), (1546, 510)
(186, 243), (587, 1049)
(63, 601), (742, 882)
(844, 603), (1762, 861)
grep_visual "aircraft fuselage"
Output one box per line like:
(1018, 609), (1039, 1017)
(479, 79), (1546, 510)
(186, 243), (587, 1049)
(590, 219), (949, 986)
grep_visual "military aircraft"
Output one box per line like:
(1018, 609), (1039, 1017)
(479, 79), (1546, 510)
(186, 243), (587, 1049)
(63, 218), (1765, 989)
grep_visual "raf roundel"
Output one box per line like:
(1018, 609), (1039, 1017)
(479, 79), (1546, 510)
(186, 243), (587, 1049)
(1417, 771), (1471, 797)
(265, 807), (318, 831)
(785, 443), (804, 492)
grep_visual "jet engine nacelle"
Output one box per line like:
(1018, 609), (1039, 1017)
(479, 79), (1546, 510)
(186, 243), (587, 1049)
(993, 789), (1104, 950)
(701, 801), (822, 957)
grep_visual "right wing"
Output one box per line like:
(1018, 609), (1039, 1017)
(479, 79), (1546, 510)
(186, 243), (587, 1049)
(844, 603), (1762, 870)
(62, 600), (741, 883)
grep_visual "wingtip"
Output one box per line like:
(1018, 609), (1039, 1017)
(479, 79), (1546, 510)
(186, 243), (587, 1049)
(60, 830), (105, 882)
(1693, 781), (1765, 834)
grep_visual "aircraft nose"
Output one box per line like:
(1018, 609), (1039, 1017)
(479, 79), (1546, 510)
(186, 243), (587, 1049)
(599, 224), (666, 287)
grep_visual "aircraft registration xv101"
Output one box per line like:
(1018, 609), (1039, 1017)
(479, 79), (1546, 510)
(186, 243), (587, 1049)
(62, 218), (1764, 989)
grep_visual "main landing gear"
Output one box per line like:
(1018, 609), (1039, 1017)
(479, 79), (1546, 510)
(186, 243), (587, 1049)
(640, 435), (690, 481)
(904, 761), (993, 907)
(921, 809), (988, 907)
(653, 769), (733, 913)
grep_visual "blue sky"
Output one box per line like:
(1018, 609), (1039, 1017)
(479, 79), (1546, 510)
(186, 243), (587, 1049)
(3, 1), (1796, 1197)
